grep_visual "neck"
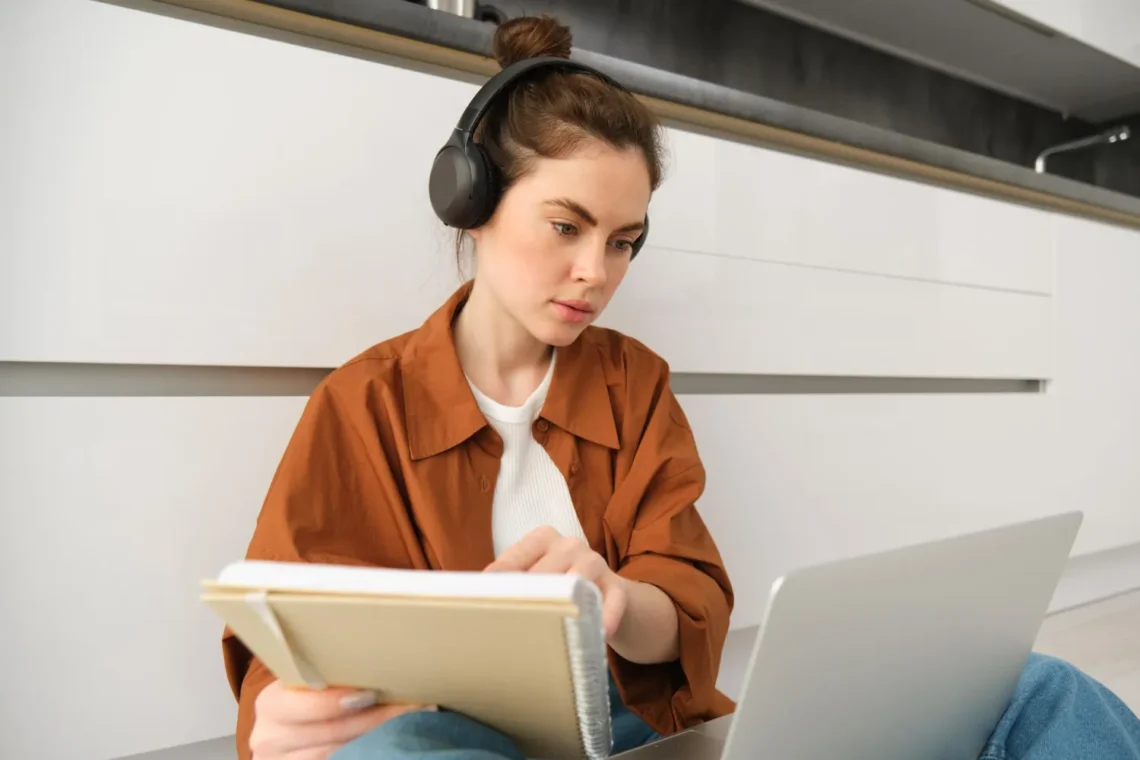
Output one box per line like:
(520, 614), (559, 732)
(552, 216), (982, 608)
(454, 279), (552, 405)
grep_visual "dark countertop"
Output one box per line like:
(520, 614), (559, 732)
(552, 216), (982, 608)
(142, 0), (1140, 230)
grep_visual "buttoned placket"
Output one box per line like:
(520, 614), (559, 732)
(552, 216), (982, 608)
(475, 427), (503, 489)
(533, 422), (606, 555)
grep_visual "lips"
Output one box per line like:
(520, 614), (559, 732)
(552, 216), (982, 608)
(552, 299), (595, 324)
(554, 299), (595, 314)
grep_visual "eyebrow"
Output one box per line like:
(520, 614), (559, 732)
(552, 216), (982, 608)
(545, 198), (645, 234)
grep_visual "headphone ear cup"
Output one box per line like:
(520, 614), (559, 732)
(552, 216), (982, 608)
(428, 142), (501, 230)
(631, 213), (650, 258)
(429, 144), (474, 228)
(464, 144), (501, 229)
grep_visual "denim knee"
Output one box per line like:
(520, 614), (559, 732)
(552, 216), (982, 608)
(981, 653), (1140, 760)
(1017, 653), (1081, 708)
(1002, 654), (1091, 749)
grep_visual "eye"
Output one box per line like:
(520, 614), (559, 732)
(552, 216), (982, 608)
(610, 238), (635, 254)
(552, 221), (577, 237)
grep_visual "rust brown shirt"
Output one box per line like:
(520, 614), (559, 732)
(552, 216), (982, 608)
(224, 282), (735, 758)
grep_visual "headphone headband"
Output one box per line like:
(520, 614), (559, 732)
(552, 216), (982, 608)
(452, 56), (624, 148)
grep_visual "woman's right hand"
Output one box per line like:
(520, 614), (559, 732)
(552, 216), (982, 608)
(250, 679), (423, 760)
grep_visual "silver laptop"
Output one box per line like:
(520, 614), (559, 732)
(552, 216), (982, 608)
(616, 511), (1083, 760)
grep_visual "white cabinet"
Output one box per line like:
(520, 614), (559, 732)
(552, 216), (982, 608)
(715, 139), (938, 281)
(1, 0), (1056, 379)
(683, 393), (1058, 628)
(0, 396), (306, 760)
(648, 126), (719, 255)
(714, 138), (1054, 295)
(1050, 216), (1140, 555)
(601, 245), (1052, 378)
(933, 190), (1055, 295)
(0, 0), (471, 366)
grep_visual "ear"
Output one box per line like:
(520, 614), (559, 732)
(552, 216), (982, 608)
(465, 227), (483, 244)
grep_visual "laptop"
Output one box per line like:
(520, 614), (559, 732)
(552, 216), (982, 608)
(615, 511), (1083, 760)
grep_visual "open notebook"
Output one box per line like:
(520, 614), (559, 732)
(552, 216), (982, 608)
(202, 561), (613, 760)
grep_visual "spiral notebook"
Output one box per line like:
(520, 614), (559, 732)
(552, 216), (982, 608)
(202, 560), (613, 760)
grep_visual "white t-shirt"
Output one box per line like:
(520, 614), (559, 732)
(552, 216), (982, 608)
(467, 354), (589, 558)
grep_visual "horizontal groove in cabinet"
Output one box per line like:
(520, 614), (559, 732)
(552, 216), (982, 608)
(0, 362), (1043, 397)
(670, 373), (1042, 395)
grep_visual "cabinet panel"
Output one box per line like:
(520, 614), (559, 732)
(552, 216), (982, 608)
(1050, 217), (1140, 555)
(681, 393), (1060, 628)
(0, 396), (305, 759)
(715, 139), (1054, 294)
(1, 0), (472, 366)
(649, 125), (720, 255)
(602, 246), (1052, 378)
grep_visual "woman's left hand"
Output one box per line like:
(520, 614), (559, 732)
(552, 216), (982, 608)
(485, 526), (629, 639)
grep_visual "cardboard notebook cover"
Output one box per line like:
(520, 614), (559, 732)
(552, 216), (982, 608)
(202, 561), (612, 760)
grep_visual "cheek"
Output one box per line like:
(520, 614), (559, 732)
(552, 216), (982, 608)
(600, 258), (631, 302)
(488, 226), (562, 292)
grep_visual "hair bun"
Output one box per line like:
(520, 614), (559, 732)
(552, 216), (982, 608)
(492, 14), (573, 68)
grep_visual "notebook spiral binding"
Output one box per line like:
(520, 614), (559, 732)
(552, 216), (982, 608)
(565, 579), (614, 760)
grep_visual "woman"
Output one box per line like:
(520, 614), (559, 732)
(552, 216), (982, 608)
(225, 14), (1140, 760)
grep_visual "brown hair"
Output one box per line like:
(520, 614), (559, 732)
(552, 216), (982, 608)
(457, 14), (664, 260)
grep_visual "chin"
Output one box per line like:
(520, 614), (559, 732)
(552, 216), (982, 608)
(532, 320), (590, 348)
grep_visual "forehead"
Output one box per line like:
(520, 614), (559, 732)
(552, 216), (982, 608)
(515, 141), (652, 216)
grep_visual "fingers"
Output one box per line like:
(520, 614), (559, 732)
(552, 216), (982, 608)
(532, 541), (610, 588)
(292, 703), (422, 750)
(260, 682), (374, 724)
(253, 702), (423, 758)
(485, 525), (561, 572)
(528, 538), (588, 575)
(253, 680), (431, 759)
(484, 527), (629, 638)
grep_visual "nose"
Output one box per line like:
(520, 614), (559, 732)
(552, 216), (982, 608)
(570, 239), (608, 288)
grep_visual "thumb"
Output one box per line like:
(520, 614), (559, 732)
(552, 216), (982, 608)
(596, 575), (628, 640)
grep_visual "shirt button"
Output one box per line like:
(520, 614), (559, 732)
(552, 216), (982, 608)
(480, 476), (490, 493)
(536, 419), (549, 432)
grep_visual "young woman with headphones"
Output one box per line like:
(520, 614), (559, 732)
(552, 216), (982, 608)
(226, 14), (728, 760)
(225, 14), (1140, 760)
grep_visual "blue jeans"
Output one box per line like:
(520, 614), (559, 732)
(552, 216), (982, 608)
(333, 655), (1139, 759)
(980, 654), (1139, 759)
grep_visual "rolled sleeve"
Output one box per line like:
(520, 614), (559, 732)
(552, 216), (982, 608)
(617, 550), (733, 730)
(606, 374), (735, 733)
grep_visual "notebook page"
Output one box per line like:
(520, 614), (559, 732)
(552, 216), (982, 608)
(215, 560), (585, 603)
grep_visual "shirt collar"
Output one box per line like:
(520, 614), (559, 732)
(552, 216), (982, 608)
(540, 328), (620, 451)
(403, 282), (620, 460)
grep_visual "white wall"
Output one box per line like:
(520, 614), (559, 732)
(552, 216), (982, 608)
(2, 1), (1139, 758)
(992, 0), (1140, 70)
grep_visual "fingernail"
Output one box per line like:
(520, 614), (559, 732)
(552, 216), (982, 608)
(339, 691), (379, 711)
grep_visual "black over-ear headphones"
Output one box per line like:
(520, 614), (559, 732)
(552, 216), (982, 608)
(428, 56), (650, 257)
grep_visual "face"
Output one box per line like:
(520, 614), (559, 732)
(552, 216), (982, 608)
(466, 139), (652, 347)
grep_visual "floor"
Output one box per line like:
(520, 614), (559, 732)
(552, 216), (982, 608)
(1034, 589), (1140, 715)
